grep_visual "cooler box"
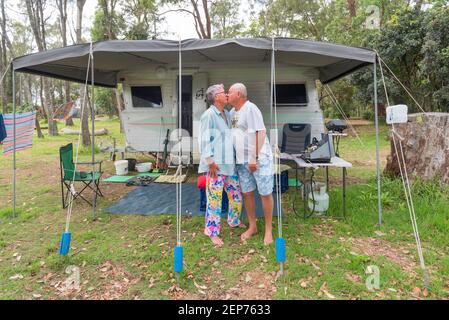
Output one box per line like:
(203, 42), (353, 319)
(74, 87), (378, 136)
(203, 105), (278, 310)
(273, 168), (289, 194)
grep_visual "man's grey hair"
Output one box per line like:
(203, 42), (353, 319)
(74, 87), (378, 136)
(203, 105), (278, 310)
(206, 84), (224, 105)
(230, 83), (247, 99)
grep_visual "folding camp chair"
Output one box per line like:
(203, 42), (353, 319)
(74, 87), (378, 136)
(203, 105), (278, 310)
(59, 143), (104, 208)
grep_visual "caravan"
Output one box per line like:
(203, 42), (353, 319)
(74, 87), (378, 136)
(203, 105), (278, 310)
(120, 60), (325, 163)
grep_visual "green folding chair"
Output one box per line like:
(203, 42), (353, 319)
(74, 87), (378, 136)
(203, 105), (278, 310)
(60, 143), (104, 208)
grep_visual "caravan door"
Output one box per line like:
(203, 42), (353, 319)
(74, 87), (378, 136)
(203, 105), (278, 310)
(192, 72), (208, 164)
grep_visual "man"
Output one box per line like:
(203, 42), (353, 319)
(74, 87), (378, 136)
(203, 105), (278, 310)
(198, 84), (244, 247)
(227, 83), (274, 245)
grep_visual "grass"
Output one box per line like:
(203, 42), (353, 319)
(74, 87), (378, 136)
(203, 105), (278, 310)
(0, 118), (448, 300)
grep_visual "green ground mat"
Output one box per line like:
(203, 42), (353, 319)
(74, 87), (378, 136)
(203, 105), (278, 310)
(137, 172), (162, 177)
(103, 172), (162, 183)
(103, 175), (134, 183)
(288, 178), (302, 187)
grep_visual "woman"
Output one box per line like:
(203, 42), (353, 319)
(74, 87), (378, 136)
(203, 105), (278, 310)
(198, 84), (244, 247)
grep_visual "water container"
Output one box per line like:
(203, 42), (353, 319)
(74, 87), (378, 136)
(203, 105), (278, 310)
(114, 160), (129, 176)
(308, 183), (329, 213)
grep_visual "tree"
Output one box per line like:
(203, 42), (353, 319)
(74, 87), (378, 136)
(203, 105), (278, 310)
(75, 0), (91, 146)
(210, 0), (242, 38)
(162, 0), (212, 39)
(56, 0), (74, 126)
(124, 0), (162, 40)
(420, 4), (449, 111)
(25, 0), (59, 136)
(92, 0), (126, 41)
(91, 1), (126, 133)
(0, 0), (13, 114)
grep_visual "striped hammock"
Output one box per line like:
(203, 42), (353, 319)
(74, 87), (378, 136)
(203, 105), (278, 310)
(2, 111), (36, 156)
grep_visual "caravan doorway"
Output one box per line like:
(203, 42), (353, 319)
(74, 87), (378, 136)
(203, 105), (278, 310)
(177, 75), (193, 136)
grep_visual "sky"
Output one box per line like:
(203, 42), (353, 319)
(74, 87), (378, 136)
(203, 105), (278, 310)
(80, 0), (200, 40)
(6, 0), (249, 43)
(80, 0), (258, 40)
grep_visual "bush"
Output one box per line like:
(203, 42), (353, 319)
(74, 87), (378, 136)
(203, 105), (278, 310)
(363, 109), (374, 120)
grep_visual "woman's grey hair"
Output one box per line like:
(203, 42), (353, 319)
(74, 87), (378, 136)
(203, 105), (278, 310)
(206, 84), (224, 105)
(230, 83), (247, 99)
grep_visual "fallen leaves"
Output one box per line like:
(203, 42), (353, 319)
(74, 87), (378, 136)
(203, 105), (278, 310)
(318, 282), (336, 299)
(9, 274), (24, 280)
(345, 272), (362, 283)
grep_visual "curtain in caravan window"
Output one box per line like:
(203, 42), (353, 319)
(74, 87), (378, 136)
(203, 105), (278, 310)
(275, 84), (307, 106)
(131, 86), (163, 108)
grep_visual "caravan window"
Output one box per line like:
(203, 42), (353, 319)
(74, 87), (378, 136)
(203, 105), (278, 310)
(131, 86), (163, 108)
(275, 84), (307, 106)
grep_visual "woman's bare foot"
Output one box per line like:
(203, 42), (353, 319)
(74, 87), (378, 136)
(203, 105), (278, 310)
(264, 230), (273, 245)
(241, 227), (258, 241)
(210, 236), (224, 247)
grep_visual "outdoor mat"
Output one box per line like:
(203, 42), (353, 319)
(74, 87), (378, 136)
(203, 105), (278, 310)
(105, 183), (280, 217)
(103, 172), (161, 183)
(288, 178), (302, 187)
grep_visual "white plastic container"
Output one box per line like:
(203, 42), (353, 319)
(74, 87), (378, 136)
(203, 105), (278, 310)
(114, 160), (129, 175)
(308, 183), (329, 214)
(136, 162), (152, 173)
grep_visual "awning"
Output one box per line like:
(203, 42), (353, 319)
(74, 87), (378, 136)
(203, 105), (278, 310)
(12, 38), (375, 87)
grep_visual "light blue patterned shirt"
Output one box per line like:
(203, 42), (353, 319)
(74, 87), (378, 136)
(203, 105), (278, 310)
(198, 105), (236, 176)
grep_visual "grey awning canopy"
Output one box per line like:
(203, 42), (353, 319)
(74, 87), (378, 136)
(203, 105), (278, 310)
(12, 38), (375, 87)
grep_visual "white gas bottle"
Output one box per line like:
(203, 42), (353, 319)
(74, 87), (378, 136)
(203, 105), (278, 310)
(308, 183), (329, 213)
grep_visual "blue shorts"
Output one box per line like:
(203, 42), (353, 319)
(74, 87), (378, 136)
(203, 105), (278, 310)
(237, 157), (274, 196)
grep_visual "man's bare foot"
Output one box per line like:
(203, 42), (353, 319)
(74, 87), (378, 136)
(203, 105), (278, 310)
(210, 236), (224, 247)
(241, 227), (258, 241)
(264, 231), (273, 245)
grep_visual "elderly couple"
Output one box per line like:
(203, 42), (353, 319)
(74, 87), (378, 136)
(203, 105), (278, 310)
(198, 83), (274, 247)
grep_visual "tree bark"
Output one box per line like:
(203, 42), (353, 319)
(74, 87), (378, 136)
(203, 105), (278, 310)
(26, 0), (58, 135)
(76, 0), (91, 146)
(57, 0), (73, 126)
(385, 113), (449, 184)
(0, 0), (10, 113)
(347, 0), (356, 17)
(81, 85), (91, 146)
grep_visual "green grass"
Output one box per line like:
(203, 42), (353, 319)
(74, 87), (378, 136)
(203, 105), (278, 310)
(0, 118), (448, 300)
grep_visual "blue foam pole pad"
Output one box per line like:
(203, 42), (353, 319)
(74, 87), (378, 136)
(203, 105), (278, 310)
(59, 232), (71, 256)
(174, 246), (183, 273)
(276, 237), (286, 262)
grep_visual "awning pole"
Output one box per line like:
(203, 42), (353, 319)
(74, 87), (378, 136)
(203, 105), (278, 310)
(90, 43), (97, 220)
(12, 68), (16, 218)
(374, 57), (382, 226)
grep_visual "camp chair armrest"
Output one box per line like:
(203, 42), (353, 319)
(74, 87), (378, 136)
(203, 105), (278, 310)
(76, 160), (103, 171)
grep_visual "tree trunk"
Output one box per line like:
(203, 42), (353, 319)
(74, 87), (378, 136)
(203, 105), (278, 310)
(26, 0), (58, 135)
(385, 113), (449, 184)
(0, 37), (5, 114)
(76, 0), (90, 145)
(347, 0), (356, 17)
(114, 87), (124, 132)
(0, 0), (10, 113)
(81, 85), (91, 146)
(56, 0), (73, 126)
(35, 117), (44, 138)
(43, 77), (58, 135)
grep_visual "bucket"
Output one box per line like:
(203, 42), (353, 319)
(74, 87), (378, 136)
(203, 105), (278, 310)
(136, 162), (152, 173)
(125, 158), (137, 171)
(308, 182), (329, 214)
(114, 160), (129, 175)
